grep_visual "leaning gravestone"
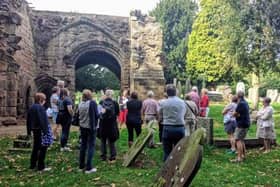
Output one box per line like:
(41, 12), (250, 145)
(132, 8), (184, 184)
(122, 121), (155, 167)
(152, 128), (206, 187)
(236, 81), (245, 94)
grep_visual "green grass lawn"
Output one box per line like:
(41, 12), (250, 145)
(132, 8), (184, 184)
(0, 103), (280, 186)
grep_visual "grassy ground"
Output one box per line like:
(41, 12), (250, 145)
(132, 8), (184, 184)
(0, 104), (280, 186)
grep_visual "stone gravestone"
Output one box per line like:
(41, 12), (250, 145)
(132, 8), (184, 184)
(8, 135), (31, 153)
(185, 79), (191, 94)
(177, 81), (182, 97)
(207, 91), (223, 102)
(196, 117), (213, 145)
(152, 128), (206, 187)
(248, 88), (254, 102)
(122, 121), (155, 167)
(236, 81), (245, 95)
(266, 89), (278, 102)
(216, 85), (232, 101)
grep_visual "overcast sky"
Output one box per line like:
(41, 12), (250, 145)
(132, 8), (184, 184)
(27, 0), (161, 17)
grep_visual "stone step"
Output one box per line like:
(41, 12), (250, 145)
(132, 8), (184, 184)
(13, 139), (31, 148)
(214, 138), (263, 148)
(8, 148), (31, 153)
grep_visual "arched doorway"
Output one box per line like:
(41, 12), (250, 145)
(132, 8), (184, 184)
(74, 50), (121, 96)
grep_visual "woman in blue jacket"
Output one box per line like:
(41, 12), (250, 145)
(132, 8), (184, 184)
(27, 93), (53, 171)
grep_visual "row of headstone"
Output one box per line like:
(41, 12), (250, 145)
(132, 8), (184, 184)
(248, 88), (280, 103)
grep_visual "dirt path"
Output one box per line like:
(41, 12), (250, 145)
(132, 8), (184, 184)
(0, 119), (79, 137)
(0, 125), (27, 137)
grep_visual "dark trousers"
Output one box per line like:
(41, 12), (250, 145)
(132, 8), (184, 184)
(61, 120), (71, 148)
(79, 127), (96, 170)
(126, 122), (141, 142)
(100, 138), (116, 160)
(30, 129), (48, 170)
(162, 126), (185, 161)
(159, 122), (163, 142)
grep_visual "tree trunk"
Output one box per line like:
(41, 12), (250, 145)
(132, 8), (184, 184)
(251, 73), (260, 110)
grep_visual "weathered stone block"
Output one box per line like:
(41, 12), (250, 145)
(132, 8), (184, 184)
(6, 107), (16, 116)
(2, 117), (17, 125)
(196, 117), (213, 145)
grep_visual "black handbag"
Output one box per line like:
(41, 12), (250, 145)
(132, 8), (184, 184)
(72, 111), (79, 126)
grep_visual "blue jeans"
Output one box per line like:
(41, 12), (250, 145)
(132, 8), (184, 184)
(162, 125), (185, 161)
(79, 127), (96, 170)
(60, 120), (71, 148)
(52, 111), (58, 124)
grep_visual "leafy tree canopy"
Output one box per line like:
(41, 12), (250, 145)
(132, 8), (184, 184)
(187, 0), (243, 83)
(75, 64), (120, 92)
(151, 0), (198, 82)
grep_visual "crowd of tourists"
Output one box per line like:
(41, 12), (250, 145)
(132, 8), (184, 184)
(222, 91), (276, 163)
(26, 79), (278, 173)
(26, 80), (212, 173)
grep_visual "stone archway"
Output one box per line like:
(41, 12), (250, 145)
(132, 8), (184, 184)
(62, 40), (128, 92)
(35, 74), (57, 107)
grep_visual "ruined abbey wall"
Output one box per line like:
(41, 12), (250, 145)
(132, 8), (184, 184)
(0, 0), (165, 126)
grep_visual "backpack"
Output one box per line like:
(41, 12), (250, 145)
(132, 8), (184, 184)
(102, 99), (116, 119)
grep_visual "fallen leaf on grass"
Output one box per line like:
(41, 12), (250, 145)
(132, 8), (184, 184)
(93, 177), (100, 181)
(272, 159), (280, 163)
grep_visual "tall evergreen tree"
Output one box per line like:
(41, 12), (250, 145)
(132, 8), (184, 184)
(151, 0), (198, 82)
(187, 0), (243, 84)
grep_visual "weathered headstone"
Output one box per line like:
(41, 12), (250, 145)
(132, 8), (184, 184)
(185, 79), (191, 93)
(152, 128), (206, 187)
(177, 81), (182, 97)
(122, 121), (155, 167)
(266, 89), (278, 102)
(236, 81), (245, 95)
(207, 91), (223, 102)
(196, 117), (213, 145)
(216, 85), (232, 101)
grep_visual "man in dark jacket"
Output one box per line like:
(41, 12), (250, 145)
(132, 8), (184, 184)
(232, 91), (250, 163)
(99, 89), (120, 163)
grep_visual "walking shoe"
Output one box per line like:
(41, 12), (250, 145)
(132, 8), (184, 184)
(108, 158), (116, 164)
(85, 168), (97, 174)
(39, 167), (52, 172)
(226, 149), (236, 155)
(60, 147), (72, 152)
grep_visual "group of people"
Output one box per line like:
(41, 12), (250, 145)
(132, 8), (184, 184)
(26, 81), (212, 173)
(223, 91), (276, 163)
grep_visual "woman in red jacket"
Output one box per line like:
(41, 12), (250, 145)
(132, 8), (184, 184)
(200, 88), (209, 117)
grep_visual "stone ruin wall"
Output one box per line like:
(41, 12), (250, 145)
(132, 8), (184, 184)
(31, 10), (131, 93)
(0, 0), (36, 125)
(0, 1), (166, 125)
(129, 11), (165, 99)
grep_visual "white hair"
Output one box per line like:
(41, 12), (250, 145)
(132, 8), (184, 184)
(147, 90), (154, 98)
(105, 89), (114, 98)
(192, 86), (198, 92)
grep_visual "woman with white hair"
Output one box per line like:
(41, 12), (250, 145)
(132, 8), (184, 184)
(256, 97), (275, 153)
